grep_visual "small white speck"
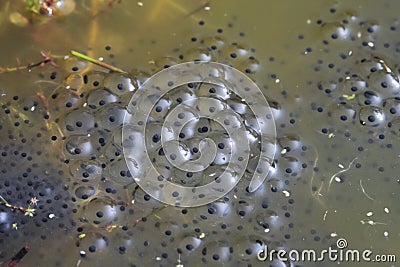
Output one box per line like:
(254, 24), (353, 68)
(204, 5), (211, 11)
(66, 85), (71, 89)
(64, 55), (70, 60)
(275, 79), (280, 84)
(131, 200), (135, 204)
(156, 256), (162, 261)
(176, 254), (183, 267)
(383, 231), (389, 237)
(334, 176), (341, 183)
(382, 62), (392, 73)
(98, 57), (104, 62)
(199, 232), (205, 239)
(367, 42), (374, 48)
(83, 102), (87, 107)
(384, 207), (389, 214)
(264, 228), (270, 233)
(306, 19), (311, 24)
(280, 148), (287, 155)
(360, 219), (387, 226)
(348, 50), (353, 56)
(137, 2), (143, 6)
(79, 250), (86, 256)
(330, 232), (338, 237)
(357, 32), (362, 38)
(338, 163), (344, 169)
(49, 213), (56, 219)
(282, 190), (290, 197)
(366, 211), (373, 217)
(30, 106), (35, 111)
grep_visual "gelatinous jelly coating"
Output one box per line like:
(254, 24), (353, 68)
(1, 1), (400, 266)
(123, 62), (276, 207)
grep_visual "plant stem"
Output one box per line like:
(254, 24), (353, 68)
(0, 195), (10, 206)
(0, 245), (30, 267)
(70, 50), (128, 74)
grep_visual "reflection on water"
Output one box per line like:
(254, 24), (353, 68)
(0, 1), (399, 266)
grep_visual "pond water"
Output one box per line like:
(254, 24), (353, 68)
(0, 1), (399, 266)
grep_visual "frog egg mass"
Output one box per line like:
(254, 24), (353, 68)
(0, 1), (399, 266)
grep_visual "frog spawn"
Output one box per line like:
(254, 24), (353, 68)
(2, 25), (321, 265)
(5, 4), (400, 266)
(294, 3), (400, 255)
(0, 93), (74, 263)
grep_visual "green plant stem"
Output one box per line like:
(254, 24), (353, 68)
(70, 50), (128, 74)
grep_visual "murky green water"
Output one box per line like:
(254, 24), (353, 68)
(0, 1), (399, 266)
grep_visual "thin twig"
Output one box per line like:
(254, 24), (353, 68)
(0, 245), (30, 267)
(326, 157), (357, 193)
(0, 195), (36, 217)
(359, 179), (375, 201)
(0, 51), (59, 74)
(70, 50), (128, 74)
